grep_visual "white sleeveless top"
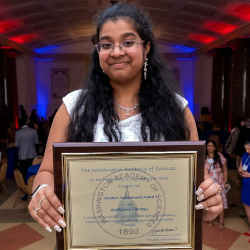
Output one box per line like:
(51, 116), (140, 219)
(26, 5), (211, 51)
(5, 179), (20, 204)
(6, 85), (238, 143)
(63, 89), (188, 142)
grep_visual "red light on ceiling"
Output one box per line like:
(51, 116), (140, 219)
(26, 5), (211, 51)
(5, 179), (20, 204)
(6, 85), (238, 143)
(0, 19), (22, 34)
(188, 33), (216, 44)
(203, 21), (237, 35)
(10, 33), (38, 44)
(226, 3), (250, 21)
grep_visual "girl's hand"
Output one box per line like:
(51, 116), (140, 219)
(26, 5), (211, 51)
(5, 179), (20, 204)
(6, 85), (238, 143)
(28, 185), (66, 233)
(195, 176), (223, 222)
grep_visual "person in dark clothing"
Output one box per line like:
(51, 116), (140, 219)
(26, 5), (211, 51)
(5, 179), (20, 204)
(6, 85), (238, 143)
(19, 104), (28, 126)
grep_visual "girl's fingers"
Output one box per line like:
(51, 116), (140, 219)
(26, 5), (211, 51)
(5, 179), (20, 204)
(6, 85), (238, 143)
(37, 208), (63, 232)
(29, 206), (52, 233)
(28, 187), (66, 232)
(44, 189), (65, 214)
(39, 198), (66, 229)
(196, 177), (214, 196)
(195, 193), (222, 210)
(195, 177), (223, 221)
(196, 182), (221, 201)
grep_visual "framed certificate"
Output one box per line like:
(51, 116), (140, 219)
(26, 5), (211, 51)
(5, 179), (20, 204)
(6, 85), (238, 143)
(53, 141), (205, 250)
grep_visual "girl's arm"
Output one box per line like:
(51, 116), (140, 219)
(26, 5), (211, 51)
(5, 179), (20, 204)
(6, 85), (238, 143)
(32, 104), (70, 190)
(184, 107), (199, 141)
(28, 104), (71, 232)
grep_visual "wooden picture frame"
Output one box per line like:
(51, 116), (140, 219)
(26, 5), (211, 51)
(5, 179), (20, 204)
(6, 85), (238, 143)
(53, 141), (205, 250)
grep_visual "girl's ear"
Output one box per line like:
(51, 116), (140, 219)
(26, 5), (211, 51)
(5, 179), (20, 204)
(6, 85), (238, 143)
(145, 42), (151, 58)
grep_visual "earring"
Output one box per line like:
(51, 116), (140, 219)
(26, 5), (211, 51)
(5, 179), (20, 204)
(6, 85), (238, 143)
(144, 57), (148, 80)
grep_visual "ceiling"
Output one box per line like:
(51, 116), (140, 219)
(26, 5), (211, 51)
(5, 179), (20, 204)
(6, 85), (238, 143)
(1, 0), (250, 55)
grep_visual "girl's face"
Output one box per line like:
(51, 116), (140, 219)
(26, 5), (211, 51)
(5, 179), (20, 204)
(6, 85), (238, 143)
(207, 142), (216, 154)
(244, 144), (250, 154)
(98, 18), (150, 84)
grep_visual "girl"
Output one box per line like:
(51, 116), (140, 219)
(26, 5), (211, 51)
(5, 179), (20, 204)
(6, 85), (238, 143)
(28, 3), (223, 233)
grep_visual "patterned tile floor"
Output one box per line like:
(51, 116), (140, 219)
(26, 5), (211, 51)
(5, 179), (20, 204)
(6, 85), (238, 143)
(0, 180), (249, 250)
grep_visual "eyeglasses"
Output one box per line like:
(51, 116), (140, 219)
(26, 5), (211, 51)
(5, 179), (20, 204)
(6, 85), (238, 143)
(96, 40), (144, 54)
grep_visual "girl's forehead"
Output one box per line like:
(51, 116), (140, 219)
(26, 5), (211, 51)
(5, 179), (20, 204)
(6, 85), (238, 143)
(99, 18), (138, 39)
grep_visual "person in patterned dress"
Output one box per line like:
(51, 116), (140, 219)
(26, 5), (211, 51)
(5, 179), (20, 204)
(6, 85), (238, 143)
(205, 140), (228, 228)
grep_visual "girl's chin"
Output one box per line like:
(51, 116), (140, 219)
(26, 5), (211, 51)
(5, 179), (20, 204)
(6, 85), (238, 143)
(108, 73), (131, 82)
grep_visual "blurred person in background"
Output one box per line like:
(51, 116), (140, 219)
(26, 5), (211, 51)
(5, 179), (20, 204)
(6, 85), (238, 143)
(15, 118), (39, 179)
(205, 140), (228, 228)
(238, 141), (250, 242)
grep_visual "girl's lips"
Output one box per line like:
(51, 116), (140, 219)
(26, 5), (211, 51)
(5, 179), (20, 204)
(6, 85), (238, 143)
(111, 62), (128, 68)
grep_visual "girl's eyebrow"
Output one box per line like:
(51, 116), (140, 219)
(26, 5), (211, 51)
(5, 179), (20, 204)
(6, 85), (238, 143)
(99, 32), (137, 41)
(99, 35), (112, 41)
(122, 32), (137, 39)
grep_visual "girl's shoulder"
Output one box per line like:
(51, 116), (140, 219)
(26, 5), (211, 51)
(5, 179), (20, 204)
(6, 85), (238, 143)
(175, 93), (188, 110)
(62, 89), (87, 116)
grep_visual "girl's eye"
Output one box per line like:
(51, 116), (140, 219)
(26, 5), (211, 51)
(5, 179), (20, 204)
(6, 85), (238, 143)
(122, 40), (136, 47)
(100, 43), (113, 50)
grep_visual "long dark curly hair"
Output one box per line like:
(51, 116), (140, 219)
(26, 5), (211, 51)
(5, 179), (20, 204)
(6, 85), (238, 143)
(68, 3), (189, 142)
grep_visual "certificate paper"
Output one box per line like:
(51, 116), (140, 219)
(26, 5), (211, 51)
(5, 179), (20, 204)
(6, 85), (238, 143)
(53, 142), (205, 250)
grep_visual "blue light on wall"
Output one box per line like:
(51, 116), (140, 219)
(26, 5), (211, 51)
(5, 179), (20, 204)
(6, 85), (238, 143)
(34, 57), (54, 62)
(177, 57), (195, 114)
(171, 45), (196, 53)
(176, 57), (193, 61)
(36, 82), (48, 118)
(34, 45), (59, 54)
(34, 58), (51, 118)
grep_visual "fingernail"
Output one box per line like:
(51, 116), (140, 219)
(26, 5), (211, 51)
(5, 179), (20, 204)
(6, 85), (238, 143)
(197, 194), (205, 201)
(58, 206), (65, 214)
(58, 219), (66, 228)
(45, 226), (52, 233)
(54, 225), (62, 232)
(195, 203), (204, 210)
(195, 187), (203, 196)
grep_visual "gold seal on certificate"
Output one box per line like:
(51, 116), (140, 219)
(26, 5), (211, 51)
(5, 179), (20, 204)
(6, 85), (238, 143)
(53, 142), (205, 250)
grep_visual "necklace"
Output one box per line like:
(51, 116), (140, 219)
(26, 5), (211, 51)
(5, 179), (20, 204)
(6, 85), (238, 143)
(117, 103), (139, 114)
